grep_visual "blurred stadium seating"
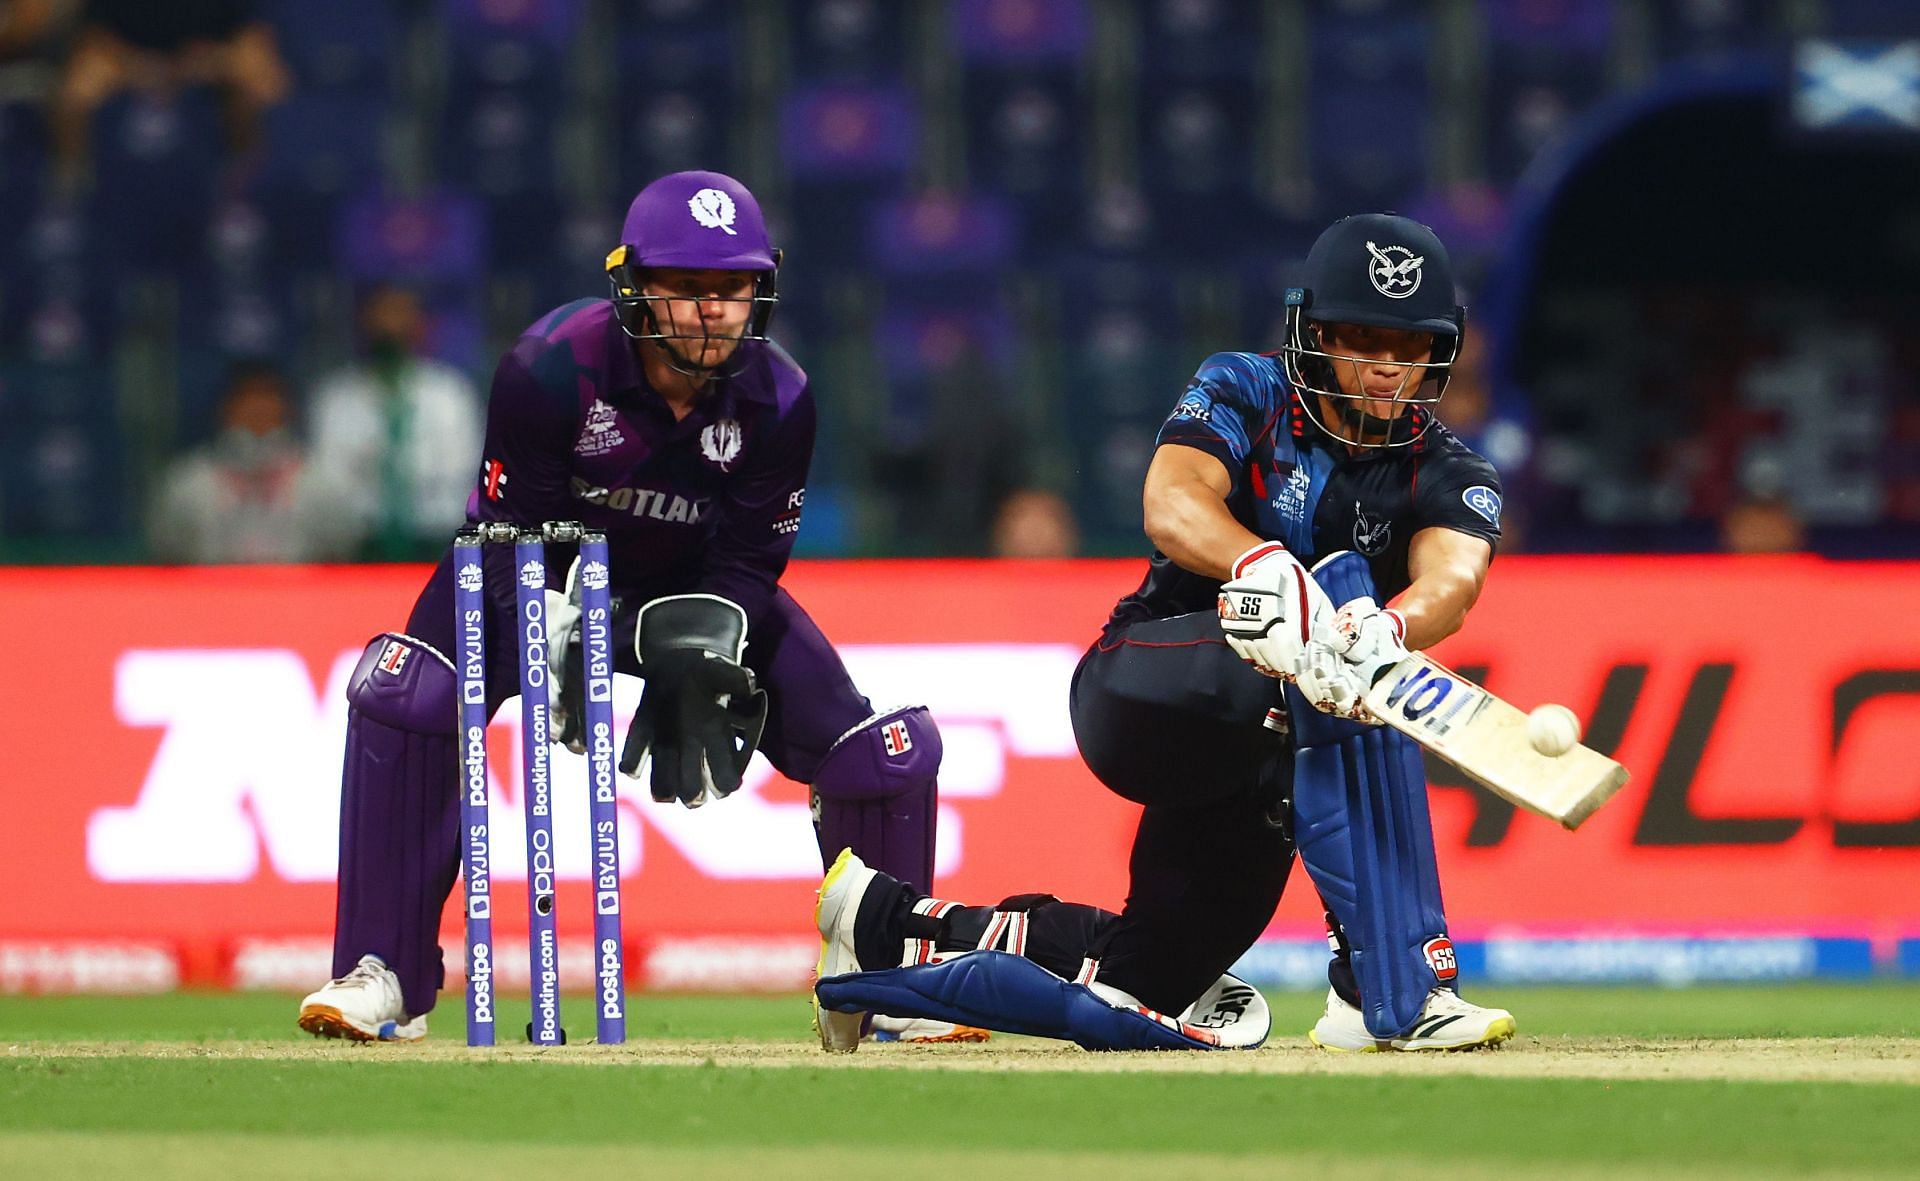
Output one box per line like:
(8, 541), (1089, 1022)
(0, 0), (1915, 560)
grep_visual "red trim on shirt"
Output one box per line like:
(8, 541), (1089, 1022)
(1094, 635), (1229, 655)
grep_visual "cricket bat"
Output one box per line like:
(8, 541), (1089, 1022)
(1360, 651), (1629, 830)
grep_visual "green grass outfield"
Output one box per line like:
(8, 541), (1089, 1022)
(4, 985), (1918, 1179)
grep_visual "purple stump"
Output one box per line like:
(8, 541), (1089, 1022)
(514, 532), (563, 1045)
(577, 532), (626, 1044)
(453, 534), (496, 1046)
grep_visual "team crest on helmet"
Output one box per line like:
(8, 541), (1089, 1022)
(688, 188), (739, 236)
(1365, 241), (1423, 299)
(700, 419), (744, 468)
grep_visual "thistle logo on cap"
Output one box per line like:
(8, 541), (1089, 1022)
(688, 188), (738, 235)
(1365, 241), (1424, 299)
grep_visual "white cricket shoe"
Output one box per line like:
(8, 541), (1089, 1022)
(1309, 986), (1515, 1052)
(812, 849), (993, 1051)
(297, 954), (427, 1042)
(869, 1014), (991, 1044)
(814, 848), (880, 1053)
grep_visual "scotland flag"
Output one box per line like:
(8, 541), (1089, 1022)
(1793, 40), (1920, 133)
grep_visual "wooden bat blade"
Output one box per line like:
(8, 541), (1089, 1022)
(1361, 652), (1630, 830)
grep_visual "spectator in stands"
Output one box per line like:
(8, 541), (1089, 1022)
(991, 488), (1079, 558)
(870, 327), (1028, 555)
(0, 0), (68, 62)
(52, 0), (289, 191)
(307, 284), (485, 562)
(1720, 495), (1806, 554)
(148, 361), (354, 563)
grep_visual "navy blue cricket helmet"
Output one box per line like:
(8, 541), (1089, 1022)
(1280, 213), (1466, 448)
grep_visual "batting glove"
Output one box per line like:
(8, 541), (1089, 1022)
(1291, 640), (1378, 723)
(1218, 541), (1331, 679)
(1330, 597), (1409, 689)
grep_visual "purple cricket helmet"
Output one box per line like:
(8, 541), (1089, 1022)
(619, 170), (776, 269)
(606, 171), (782, 374)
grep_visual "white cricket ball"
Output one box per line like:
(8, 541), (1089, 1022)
(1527, 704), (1581, 757)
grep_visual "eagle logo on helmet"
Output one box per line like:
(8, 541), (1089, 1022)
(1365, 241), (1423, 299)
(688, 187), (739, 236)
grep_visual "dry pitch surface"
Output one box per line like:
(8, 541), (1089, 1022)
(11, 1033), (1918, 1085)
(8, 991), (1920, 1179)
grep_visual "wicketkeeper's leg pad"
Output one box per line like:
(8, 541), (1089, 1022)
(815, 951), (1268, 1052)
(335, 633), (463, 1017)
(810, 705), (940, 888)
(1290, 552), (1453, 1040)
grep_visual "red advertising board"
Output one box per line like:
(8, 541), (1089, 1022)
(3, 556), (1918, 990)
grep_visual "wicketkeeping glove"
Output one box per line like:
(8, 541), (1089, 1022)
(618, 594), (769, 808)
(1217, 541), (1334, 679)
(544, 557), (621, 754)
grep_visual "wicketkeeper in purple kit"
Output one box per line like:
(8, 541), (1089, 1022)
(298, 171), (954, 1043)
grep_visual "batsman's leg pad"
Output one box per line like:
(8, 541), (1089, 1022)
(1290, 552), (1451, 1040)
(816, 951), (1254, 1051)
(336, 634), (463, 1017)
(811, 705), (940, 888)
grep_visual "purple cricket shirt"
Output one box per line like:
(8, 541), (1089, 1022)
(465, 297), (813, 626)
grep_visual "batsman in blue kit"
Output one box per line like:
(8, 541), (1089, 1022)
(298, 171), (949, 1043)
(815, 213), (1517, 1052)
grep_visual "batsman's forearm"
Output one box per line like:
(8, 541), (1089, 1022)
(1391, 566), (1482, 649)
(1143, 479), (1264, 581)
